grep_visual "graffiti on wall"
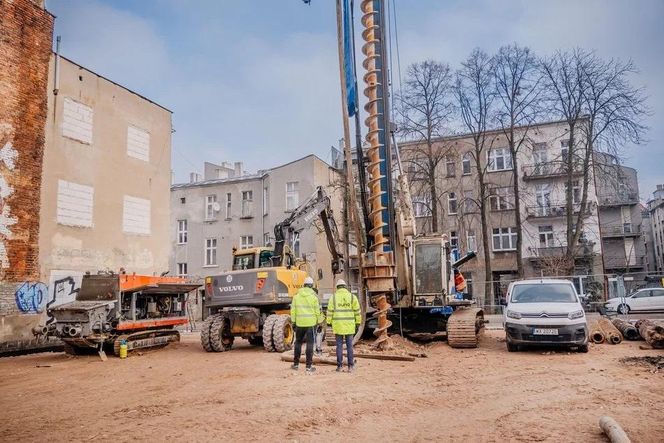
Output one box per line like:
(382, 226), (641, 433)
(15, 281), (48, 313)
(45, 271), (82, 324)
(0, 138), (18, 269)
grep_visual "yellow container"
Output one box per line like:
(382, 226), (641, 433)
(119, 341), (128, 359)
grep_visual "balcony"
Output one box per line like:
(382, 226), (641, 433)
(600, 224), (641, 238)
(604, 254), (647, 270)
(522, 161), (583, 181)
(526, 202), (592, 219)
(597, 193), (639, 207)
(528, 244), (596, 262)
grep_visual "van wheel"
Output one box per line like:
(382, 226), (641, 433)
(507, 341), (519, 352)
(577, 344), (589, 353)
(617, 304), (630, 315)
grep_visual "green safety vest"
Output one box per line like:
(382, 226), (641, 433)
(290, 287), (323, 328)
(326, 288), (361, 335)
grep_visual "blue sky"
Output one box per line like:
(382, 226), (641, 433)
(46, 0), (662, 199)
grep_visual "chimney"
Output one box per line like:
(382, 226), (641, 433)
(657, 184), (663, 191)
(234, 162), (243, 177)
(189, 172), (202, 183)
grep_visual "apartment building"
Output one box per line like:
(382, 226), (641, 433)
(647, 185), (664, 273)
(170, 155), (344, 318)
(400, 120), (646, 304)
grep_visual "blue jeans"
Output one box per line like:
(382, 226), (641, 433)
(335, 334), (354, 368)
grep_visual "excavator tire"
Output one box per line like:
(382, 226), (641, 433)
(209, 315), (234, 352)
(447, 307), (484, 349)
(200, 315), (216, 352)
(63, 342), (81, 355)
(262, 314), (279, 352)
(272, 315), (294, 353)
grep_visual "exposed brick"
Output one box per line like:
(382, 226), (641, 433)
(0, 0), (53, 284)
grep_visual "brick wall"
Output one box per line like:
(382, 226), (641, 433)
(0, 0), (54, 347)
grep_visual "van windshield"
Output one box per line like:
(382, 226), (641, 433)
(510, 283), (577, 303)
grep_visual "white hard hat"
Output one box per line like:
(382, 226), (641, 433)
(304, 277), (314, 285)
(336, 279), (347, 287)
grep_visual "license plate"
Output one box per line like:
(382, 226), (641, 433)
(533, 328), (558, 335)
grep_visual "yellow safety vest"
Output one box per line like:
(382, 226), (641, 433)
(290, 287), (323, 327)
(326, 288), (361, 335)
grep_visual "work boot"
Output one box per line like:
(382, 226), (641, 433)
(305, 366), (316, 373)
(290, 364), (299, 371)
(336, 366), (342, 373)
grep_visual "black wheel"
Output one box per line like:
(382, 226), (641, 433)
(617, 304), (630, 315)
(247, 336), (263, 346)
(200, 315), (216, 352)
(506, 341), (519, 352)
(272, 315), (294, 353)
(209, 315), (234, 352)
(262, 314), (279, 352)
(578, 344), (589, 353)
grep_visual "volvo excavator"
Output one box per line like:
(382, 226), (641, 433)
(200, 186), (344, 353)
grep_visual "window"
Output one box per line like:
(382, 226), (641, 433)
(126, 125), (150, 162)
(560, 140), (569, 160)
(492, 227), (517, 251)
(538, 225), (554, 248)
(564, 180), (581, 204)
(462, 152), (472, 175)
(467, 230), (477, 252)
(487, 148), (513, 172)
(240, 235), (254, 249)
(535, 184), (551, 215)
(177, 219), (187, 244)
(450, 231), (459, 250)
(180, 197), (186, 204)
(263, 232), (271, 246)
(292, 236), (301, 257)
(123, 195), (151, 235)
(62, 98), (93, 144)
(225, 193), (232, 219)
(263, 187), (269, 215)
(445, 155), (456, 177)
(286, 181), (299, 211)
(463, 190), (475, 213)
(465, 272), (473, 296)
(490, 187), (514, 211)
(205, 238), (217, 266)
(448, 192), (458, 215)
(241, 190), (253, 218)
(413, 197), (432, 218)
(177, 262), (187, 277)
(533, 143), (548, 164)
(206, 195), (217, 221)
(56, 179), (94, 228)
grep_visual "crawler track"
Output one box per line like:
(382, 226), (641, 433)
(113, 329), (180, 356)
(447, 308), (484, 348)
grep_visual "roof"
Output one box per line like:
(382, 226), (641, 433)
(399, 117), (588, 148)
(509, 278), (575, 285)
(171, 154), (334, 190)
(57, 55), (173, 113)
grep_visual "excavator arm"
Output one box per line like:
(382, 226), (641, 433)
(272, 186), (344, 275)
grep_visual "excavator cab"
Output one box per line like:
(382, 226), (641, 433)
(231, 247), (295, 270)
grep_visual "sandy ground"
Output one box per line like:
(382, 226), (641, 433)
(1, 330), (663, 443)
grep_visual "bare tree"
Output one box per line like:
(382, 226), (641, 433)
(541, 49), (648, 272)
(396, 60), (454, 233)
(454, 49), (496, 303)
(493, 44), (542, 278)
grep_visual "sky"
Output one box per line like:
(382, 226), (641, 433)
(45, 0), (663, 199)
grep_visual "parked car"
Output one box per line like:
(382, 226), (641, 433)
(604, 288), (664, 314)
(504, 279), (588, 352)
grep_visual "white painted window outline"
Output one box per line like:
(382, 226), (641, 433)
(462, 152), (472, 175)
(205, 238), (217, 266)
(122, 195), (151, 235)
(241, 190), (253, 218)
(448, 192), (458, 215)
(56, 179), (94, 228)
(177, 219), (187, 244)
(286, 181), (299, 211)
(240, 235), (254, 249)
(62, 97), (93, 144)
(492, 227), (518, 251)
(126, 125), (150, 162)
(538, 225), (554, 248)
(413, 196), (432, 218)
(487, 147), (513, 172)
(206, 195), (217, 221)
(177, 262), (188, 277)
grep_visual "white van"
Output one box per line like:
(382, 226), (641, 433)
(504, 279), (588, 352)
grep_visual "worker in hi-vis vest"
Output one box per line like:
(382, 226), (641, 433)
(290, 276), (324, 373)
(327, 279), (361, 372)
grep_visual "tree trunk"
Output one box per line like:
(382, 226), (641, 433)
(509, 125), (524, 278)
(475, 141), (492, 304)
(429, 163), (439, 233)
(565, 122), (576, 273)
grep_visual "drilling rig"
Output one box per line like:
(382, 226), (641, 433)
(331, 0), (485, 348)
